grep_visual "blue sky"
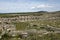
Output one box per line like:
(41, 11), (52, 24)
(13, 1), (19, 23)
(0, 0), (60, 13)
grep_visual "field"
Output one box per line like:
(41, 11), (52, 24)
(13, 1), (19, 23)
(0, 11), (60, 40)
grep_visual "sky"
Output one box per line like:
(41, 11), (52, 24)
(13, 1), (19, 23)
(0, 0), (60, 13)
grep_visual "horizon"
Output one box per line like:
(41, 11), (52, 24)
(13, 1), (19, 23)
(0, 0), (60, 13)
(0, 10), (60, 13)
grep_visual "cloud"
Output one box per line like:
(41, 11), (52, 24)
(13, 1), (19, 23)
(31, 4), (53, 9)
(0, 2), (34, 13)
(0, 0), (59, 13)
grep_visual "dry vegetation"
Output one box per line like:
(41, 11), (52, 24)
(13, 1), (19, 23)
(0, 11), (60, 40)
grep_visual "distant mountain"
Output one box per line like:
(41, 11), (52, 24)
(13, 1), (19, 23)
(0, 11), (60, 14)
(37, 11), (60, 13)
(37, 11), (48, 13)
